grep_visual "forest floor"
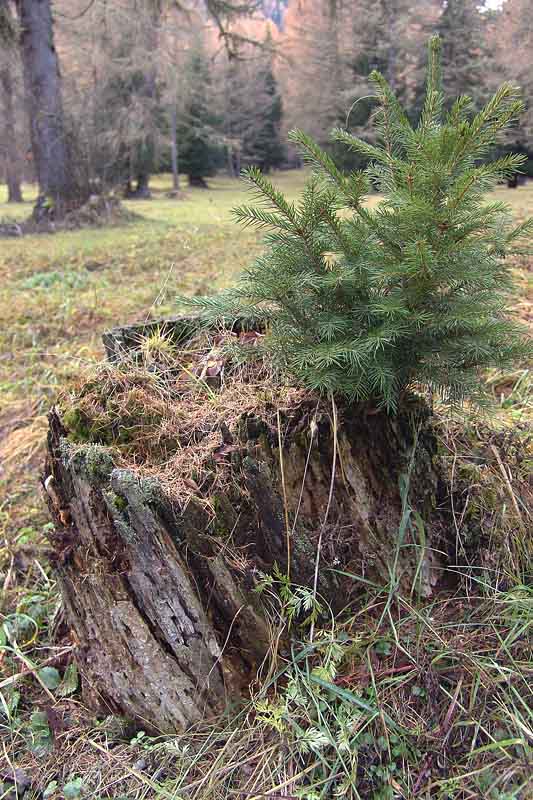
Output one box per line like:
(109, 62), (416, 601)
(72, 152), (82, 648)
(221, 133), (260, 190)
(0, 172), (532, 800)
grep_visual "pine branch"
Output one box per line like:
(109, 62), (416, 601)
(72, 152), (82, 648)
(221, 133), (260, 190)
(419, 36), (444, 132)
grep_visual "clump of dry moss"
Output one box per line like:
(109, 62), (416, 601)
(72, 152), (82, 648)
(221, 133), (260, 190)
(59, 331), (310, 503)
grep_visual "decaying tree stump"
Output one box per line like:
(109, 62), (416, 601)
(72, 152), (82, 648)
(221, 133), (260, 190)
(43, 317), (451, 734)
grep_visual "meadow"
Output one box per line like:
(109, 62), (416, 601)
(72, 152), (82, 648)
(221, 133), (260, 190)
(0, 172), (532, 800)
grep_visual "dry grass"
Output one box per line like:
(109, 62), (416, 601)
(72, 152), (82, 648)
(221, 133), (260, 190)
(57, 327), (315, 506)
(0, 173), (532, 800)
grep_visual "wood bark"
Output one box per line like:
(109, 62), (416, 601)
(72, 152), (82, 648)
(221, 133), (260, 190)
(170, 106), (180, 191)
(0, 63), (23, 203)
(189, 174), (209, 188)
(16, 0), (86, 218)
(44, 317), (450, 734)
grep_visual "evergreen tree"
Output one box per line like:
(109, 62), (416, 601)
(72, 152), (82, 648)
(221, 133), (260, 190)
(437, 0), (488, 106)
(490, 0), (533, 183)
(244, 62), (285, 173)
(219, 33), (285, 176)
(179, 50), (220, 187)
(181, 37), (532, 412)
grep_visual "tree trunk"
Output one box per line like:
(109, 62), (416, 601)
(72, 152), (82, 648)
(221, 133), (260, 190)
(189, 174), (209, 188)
(44, 318), (450, 734)
(16, 0), (86, 218)
(127, 3), (160, 201)
(134, 172), (152, 198)
(0, 63), (23, 203)
(227, 146), (236, 178)
(170, 106), (180, 191)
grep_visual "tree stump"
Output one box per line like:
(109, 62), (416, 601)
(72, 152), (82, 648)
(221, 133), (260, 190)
(43, 317), (450, 734)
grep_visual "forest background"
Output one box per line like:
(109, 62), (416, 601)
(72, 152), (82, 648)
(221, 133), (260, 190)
(1, 0), (532, 201)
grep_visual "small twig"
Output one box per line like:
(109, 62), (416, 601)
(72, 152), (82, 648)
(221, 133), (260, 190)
(144, 261), (176, 321)
(336, 662), (416, 686)
(8, 647), (57, 702)
(1, 555), (14, 610)
(309, 394), (337, 642)
(276, 409), (291, 580)
(206, 605), (244, 683)
(413, 674), (464, 794)
(440, 673), (464, 738)
(54, 0), (97, 20)
(229, 794), (298, 799)
(290, 403), (319, 537)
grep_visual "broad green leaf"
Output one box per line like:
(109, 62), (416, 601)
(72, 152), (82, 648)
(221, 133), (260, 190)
(38, 667), (61, 690)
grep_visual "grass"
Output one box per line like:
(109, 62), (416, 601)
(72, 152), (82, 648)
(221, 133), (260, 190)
(0, 171), (532, 800)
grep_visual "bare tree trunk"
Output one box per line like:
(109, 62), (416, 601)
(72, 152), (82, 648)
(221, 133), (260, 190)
(170, 105), (180, 190)
(227, 147), (236, 178)
(134, 171), (151, 198)
(16, 0), (86, 218)
(0, 63), (23, 203)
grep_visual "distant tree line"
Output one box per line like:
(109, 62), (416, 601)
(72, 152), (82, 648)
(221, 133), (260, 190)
(0, 0), (531, 218)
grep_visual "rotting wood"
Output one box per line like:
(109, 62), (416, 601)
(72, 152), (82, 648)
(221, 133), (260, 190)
(43, 317), (450, 733)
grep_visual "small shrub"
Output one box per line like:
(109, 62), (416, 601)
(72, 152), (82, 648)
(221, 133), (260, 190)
(181, 37), (532, 412)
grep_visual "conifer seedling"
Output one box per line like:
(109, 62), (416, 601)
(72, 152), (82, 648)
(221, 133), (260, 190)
(180, 37), (532, 412)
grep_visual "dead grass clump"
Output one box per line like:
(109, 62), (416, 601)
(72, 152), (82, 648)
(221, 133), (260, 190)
(0, 195), (139, 239)
(59, 333), (311, 503)
(5, 703), (161, 800)
(61, 195), (139, 230)
(438, 416), (532, 589)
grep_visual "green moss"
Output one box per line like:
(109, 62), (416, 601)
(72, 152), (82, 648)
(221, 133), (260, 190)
(112, 493), (128, 512)
(83, 445), (115, 483)
(63, 406), (94, 443)
(209, 494), (237, 538)
(103, 487), (137, 545)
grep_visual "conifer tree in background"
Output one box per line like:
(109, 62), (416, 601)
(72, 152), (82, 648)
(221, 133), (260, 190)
(436, 0), (487, 107)
(179, 49), (220, 188)
(181, 37), (532, 412)
(490, 0), (533, 184)
(96, 63), (165, 194)
(245, 60), (285, 173)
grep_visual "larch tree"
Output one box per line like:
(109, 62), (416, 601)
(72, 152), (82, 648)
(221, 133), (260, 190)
(280, 0), (439, 169)
(127, 0), (162, 197)
(280, 0), (346, 148)
(160, 14), (190, 192)
(246, 56), (285, 172)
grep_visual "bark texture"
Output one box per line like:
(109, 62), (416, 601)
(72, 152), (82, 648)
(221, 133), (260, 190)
(16, 0), (85, 217)
(0, 63), (23, 203)
(44, 317), (450, 734)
